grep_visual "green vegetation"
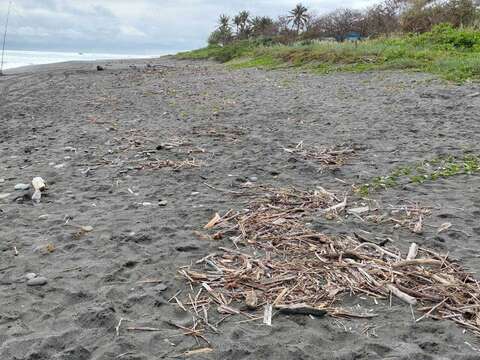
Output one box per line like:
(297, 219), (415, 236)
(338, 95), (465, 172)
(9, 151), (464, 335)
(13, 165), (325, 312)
(177, 40), (255, 63)
(356, 153), (480, 197)
(177, 25), (480, 82)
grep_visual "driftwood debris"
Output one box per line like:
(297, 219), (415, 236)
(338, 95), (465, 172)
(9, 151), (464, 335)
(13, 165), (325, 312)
(178, 187), (480, 336)
(275, 304), (327, 317)
(283, 142), (355, 167)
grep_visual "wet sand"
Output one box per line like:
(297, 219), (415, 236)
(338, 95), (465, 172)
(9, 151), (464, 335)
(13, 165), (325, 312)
(1, 57), (480, 359)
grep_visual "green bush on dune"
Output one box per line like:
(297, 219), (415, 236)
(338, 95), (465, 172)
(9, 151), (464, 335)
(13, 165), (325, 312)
(177, 25), (480, 82)
(413, 24), (480, 50)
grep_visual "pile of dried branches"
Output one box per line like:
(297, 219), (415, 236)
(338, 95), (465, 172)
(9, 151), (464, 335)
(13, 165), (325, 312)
(351, 202), (431, 234)
(129, 136), (208, 171)
(179, 187), (480, 335)
(283, 141), (355, 167)
(136, 158), (203, 171)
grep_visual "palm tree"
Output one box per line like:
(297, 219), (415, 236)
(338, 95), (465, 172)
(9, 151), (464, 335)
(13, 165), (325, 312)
(233, 10), (250, 38)
(216, 14), (233, 45)
(239, 11), (250, 37)
(218, 14), (230, 30)
(288, 3), (310, 35)
(233, 15), (243, 35)
(249, 16), (275, 37)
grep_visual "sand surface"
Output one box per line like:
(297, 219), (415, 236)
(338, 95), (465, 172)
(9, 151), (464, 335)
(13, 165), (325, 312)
(1, 57), (480, 359)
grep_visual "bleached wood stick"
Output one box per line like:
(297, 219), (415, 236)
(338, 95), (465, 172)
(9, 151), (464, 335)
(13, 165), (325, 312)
(323, 196), (347, 213)
(263, 304), (273, 326)
(406, 243), (419, 260)
(386, 284), (417, 305)
(392, 259), (442, 268)
(416, 299), (447, 323)
(354, 242), (400, 260)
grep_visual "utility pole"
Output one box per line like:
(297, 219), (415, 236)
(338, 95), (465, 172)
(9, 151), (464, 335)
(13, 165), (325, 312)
(0, 1), (13, 76)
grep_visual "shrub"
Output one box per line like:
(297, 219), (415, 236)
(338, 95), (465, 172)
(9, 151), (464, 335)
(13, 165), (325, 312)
(413, 24), (480, 49)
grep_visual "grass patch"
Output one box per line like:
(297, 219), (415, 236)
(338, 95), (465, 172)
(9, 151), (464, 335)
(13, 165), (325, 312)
(177, 41), (255, 63)
(356, 153), (480, 197)
(177, 25), (480, 82)
(228, 54), (284, 69)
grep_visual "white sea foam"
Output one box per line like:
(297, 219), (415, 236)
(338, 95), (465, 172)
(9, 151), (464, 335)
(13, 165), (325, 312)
(0, 50), (165, 70)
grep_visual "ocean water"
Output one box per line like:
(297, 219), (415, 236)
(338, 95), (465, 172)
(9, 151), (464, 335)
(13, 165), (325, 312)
(0, 50), (163, 70)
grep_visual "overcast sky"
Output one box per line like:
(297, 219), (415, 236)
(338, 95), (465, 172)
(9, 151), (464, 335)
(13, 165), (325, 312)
(1, 0), (378, 54)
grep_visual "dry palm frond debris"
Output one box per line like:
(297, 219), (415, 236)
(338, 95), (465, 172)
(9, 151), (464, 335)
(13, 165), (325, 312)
(361, 202), (431, 234)
(178, 187), (480, 336)
(283, 141), (355, 167)
(136, 158), (203, 171)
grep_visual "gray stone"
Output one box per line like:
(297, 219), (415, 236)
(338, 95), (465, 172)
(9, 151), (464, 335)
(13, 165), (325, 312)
(159, 200), (168, 207)
(249, 176), (258, 182)
(27, 276), (48, 286)
(154, 283), (168, 292)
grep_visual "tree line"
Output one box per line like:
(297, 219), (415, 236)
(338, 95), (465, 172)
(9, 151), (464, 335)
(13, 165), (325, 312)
(209, 0), (480, 45)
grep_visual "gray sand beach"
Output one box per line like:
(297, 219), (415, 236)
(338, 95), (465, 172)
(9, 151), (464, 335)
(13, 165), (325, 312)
(1, 57), (480, 359)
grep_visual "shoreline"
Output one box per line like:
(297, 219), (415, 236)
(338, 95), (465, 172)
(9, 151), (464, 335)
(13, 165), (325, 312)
(1, 52), (175, 74)
(1, 57), (480, 359)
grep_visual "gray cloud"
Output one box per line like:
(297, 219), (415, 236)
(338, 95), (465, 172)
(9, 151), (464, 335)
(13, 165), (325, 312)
(1, 0), (378, 54)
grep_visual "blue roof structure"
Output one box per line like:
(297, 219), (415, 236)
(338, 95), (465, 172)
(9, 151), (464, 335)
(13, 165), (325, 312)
(345, 32), (362, 41)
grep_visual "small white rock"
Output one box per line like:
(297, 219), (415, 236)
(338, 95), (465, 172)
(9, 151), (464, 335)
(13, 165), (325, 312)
(0, 193), (11, 200)
(142, 202), (153, 206)
(15, 183), (30, 191)
(27, 276), (48, 286)
(38, 214), (49, 220)
(32, 190), (42, 203)
(64, 146), (77, 152)
(81, 225), (94, 232)
(25, 273), (37, 280)
(54, 163), (66, 169)
(32, 177), (46, 191)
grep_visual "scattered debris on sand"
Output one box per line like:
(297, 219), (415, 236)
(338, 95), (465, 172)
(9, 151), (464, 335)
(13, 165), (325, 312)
(178, 187), (480, 337)
(283, 141), (355, 168)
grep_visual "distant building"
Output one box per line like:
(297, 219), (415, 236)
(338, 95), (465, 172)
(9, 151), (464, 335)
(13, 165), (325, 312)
(345, 32), (363, 41)
(335, 32), (363, 42)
